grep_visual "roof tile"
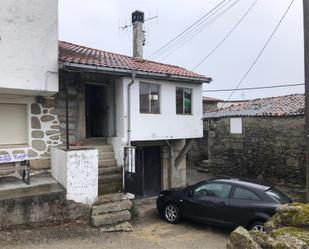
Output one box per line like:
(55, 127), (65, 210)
(204, 94), (304, 119)
(59, 41), (210, 82)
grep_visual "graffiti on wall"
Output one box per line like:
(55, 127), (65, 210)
(0, 153), (27, 164)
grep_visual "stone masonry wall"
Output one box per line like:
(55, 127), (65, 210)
(0, 97), (62, 171)
(54, 75), (80, 146)
(206, 116), (306, 201)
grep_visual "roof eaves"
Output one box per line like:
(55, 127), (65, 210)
(60, 61), (211, 83)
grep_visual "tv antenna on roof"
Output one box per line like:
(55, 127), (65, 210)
(119, 13), (158, 30)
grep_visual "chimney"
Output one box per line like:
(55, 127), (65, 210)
(132, 10), (145, 59)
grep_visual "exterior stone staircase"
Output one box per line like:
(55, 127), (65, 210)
(97, 145), (123, 195)
(197, 159), (210, 173)
(91, 193), (133, 232)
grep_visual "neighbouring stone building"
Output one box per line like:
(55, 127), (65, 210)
(199, 94), (306, 201)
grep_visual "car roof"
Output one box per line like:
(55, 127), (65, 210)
(207, 178), (271, 191)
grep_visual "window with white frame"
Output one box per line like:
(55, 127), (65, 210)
(230, 117), (242, 134)
(139, 82), (160, 114)
(0, 104), (28, 146)
(176, 87), (192, 115)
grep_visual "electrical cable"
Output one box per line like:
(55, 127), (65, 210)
(192, 0), (258, 70)
(146, 0), (228, 59)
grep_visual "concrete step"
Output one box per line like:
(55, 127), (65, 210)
(99, 173), (122, 184)
(96, 193), (129, 205)
(98, 151), (115, 160)
(99, 166), (122, 176)
(92, 199), (132, 216)
(99, 182), (123, 195)
(92, 210), (131, 227)
(99, 159), (117, 168)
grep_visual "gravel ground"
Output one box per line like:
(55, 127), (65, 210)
(0, 168), (229, 249)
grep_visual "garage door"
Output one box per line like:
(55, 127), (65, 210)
(0, 104), (28, 146)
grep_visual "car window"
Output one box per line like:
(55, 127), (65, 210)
(266, 188), (291, 204)
(194, 183), (232, 198)
(232, 187), (260, 201)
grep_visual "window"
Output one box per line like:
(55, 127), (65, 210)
(139, 83), (160, 114)
(194, 183), (232, 198)
(176, 87), (192, 114)
(230, 118), (242, 134)
(232, 187), (260, 201)
(0, 104), (28, 146)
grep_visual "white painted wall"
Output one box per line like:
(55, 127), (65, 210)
(0, 0), (58, 95)
(51, 147), (98, 205)
(125, 77), (203, 141)
(109, 77), (203, 165)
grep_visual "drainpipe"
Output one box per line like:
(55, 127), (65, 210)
(127, 72), (136, 146)
(165, 140), (173, 189)
(123, 72), (136, 191)
(64, 74), (70, 150)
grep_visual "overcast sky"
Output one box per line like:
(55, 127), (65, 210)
(59, 0), (304, 100)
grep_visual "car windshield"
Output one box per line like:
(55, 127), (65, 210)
(266, 188), (291, 204)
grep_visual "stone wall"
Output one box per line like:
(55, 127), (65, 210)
(205, 116), (306, 201)
(0, 97), (61, 171)
(54, 74), (81, 146)
(187, 137), (208, 167)
(0, 185), (90, 229)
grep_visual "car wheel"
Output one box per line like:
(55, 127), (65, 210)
(250, 221), (265, 233)
(164, 204), (181, 224)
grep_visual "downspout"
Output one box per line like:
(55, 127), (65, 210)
(127, 72), (136, 146)
(123, 72), (136, 191)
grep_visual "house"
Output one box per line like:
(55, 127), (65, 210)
(0, 1), (59, 166)
(56, 9), (211, 197)
(203, 96), (223, 112)
(200, 94), (305, 201)
(0, 2), (211, 207)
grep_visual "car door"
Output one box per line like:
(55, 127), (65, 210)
(224, 186), (263, 227)
(184, 182), (232, 225)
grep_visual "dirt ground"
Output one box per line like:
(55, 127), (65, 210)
(0, 168), (229, 249)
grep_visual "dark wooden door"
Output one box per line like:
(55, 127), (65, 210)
(125, 146), (162, 197)
(125, 147), (144, 196)
(143, 146), (162, 197)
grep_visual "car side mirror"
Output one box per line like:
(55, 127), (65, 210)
(188, 190), (194, 198)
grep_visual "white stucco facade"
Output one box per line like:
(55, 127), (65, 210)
(108, 76), (204, 165)
(0, 0), (58, 95)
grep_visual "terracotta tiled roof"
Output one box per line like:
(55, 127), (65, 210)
(204, 94), (304, 119)
(59, 41), (210, 82)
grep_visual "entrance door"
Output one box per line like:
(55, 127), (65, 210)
(125, 146), (162, 197)
(143, 146), (162, 196)
(85, 84), (108, 138)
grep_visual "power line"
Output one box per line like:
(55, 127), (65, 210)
(192, 0), (258, 71)
(151, 0), (236, 60)
(203, 83), (305, 92)
(224, 0), (295, 102)
(157, 0), (241, 61)
(146, 0), (228, 59)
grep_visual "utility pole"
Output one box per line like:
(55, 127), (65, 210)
(303, 0), (309, 202)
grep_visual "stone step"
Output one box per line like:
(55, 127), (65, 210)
(92, 210), (131, 227)
(99, 182), (123, 195)
(92, 199), (132, 216)
(197, 167), (209, 173)
(99, 159), (117, 167)
(99, 173), (122, 184)
(99, 166), (122, 176)
(98, 151), (115, 160)
(81, 138), (107, 145)
(96, 193), (129, 205)
(99, 221), (133, 232)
